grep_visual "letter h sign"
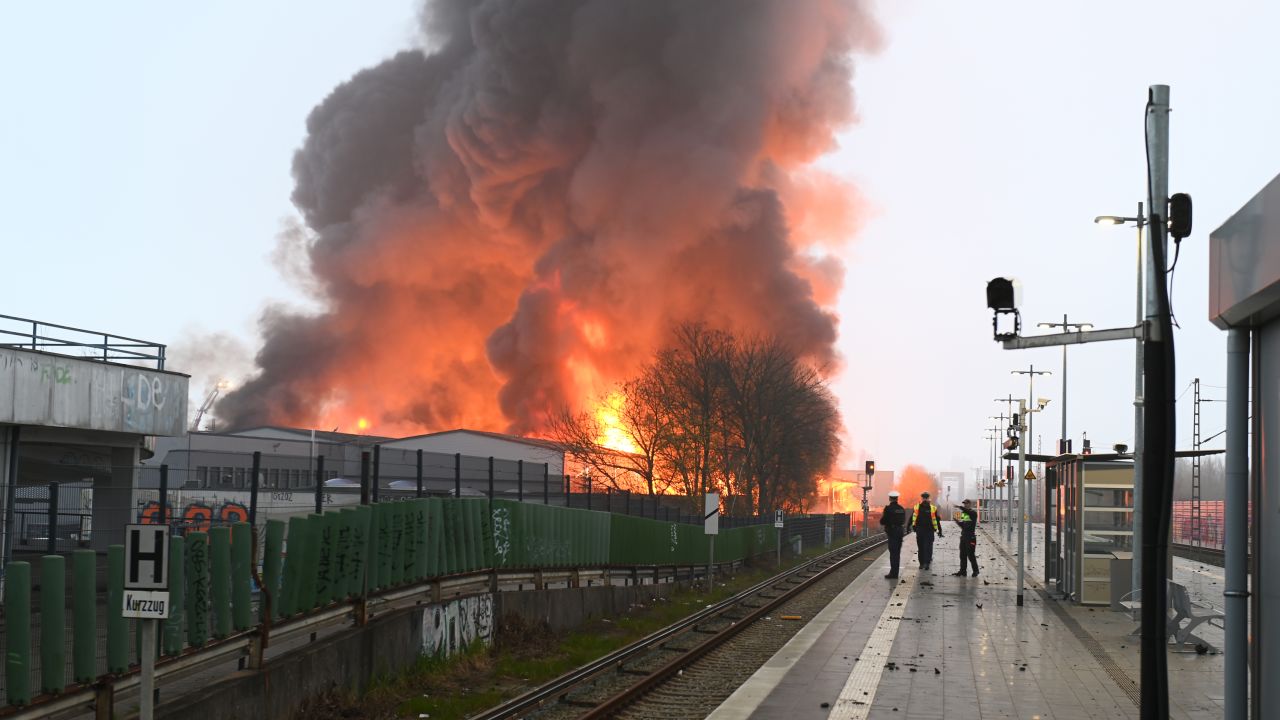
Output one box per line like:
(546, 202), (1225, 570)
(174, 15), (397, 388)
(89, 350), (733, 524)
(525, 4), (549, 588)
(124, 524), (169, 590)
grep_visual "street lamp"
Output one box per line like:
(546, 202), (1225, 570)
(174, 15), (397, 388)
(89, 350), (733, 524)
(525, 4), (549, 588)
(1012, 366), (1050, 548)
(1095, 202), (1147, 599)
(1038, 317), (1092, 455)
(1014, 397), (1050, 607)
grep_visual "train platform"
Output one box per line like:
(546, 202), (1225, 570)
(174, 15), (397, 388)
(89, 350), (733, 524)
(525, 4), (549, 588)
(709, 524), (1227, 720)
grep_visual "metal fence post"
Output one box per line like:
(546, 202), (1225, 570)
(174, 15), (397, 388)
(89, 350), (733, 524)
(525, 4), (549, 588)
(158, 463), (168, 512)
(372, 445), (381, 503)
(454, 453), (461, 498)
(586, 476), (592, 511)
(47, 481), (59, 555)
(416, 449), (424, 498)
(488, 457), (494, 517)
(314, 455), (325, 514)
(3, 426), (20, 567)
(543, 463), (550, 505)
(249, 451), (261, 525)
(625, 489), (630, 516)
(517, 459), (523, 503)
(359, 452), (370, 506)
(564, 475), (570, 507)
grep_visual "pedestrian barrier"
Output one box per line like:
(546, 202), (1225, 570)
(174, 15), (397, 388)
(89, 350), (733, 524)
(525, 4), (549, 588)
(0, 500), (781, 709)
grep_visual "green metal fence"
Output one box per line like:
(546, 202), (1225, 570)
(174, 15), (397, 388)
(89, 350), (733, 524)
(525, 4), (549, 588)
(2, 500), (778, 706)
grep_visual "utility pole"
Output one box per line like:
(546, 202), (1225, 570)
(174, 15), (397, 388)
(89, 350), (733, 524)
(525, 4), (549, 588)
(994, 397), (1016, 541)
(1012, 365), (1050, 551)
(1016, 399), (1028, 606)
(1140, 83), (1173, 720)
(992, 410), (1011, 538)
(1191, 378), (1201, 547)
(985, 431), (999, 530)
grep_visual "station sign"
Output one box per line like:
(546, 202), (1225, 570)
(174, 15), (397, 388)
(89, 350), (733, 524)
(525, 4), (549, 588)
(124, 524), (169, 590)
(122, 590), (170, 619)
(774, 509), (784, 528)
(123, 524), (170, 618)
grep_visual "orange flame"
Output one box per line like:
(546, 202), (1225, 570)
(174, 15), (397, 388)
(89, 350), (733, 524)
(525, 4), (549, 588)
(595, 392), (640, 454)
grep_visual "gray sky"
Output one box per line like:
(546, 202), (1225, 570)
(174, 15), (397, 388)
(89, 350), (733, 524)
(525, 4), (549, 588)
(3, 1), (1275, 479)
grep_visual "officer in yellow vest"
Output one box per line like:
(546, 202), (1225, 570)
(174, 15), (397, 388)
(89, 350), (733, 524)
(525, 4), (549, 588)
(911, 491), (942, 570)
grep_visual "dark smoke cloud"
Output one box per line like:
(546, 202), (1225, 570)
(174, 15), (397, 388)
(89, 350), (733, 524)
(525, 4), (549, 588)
(218, 0), (880, 436)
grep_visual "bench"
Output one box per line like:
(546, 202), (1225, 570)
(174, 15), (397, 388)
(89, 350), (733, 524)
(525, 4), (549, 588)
(1168, 581), (1224, 648)
(1118, 582), (1224, 651)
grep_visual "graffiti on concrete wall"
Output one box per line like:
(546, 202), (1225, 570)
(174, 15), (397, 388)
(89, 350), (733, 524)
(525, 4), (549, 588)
(0, 347), (188, 436)
(421, 594), (494, 658)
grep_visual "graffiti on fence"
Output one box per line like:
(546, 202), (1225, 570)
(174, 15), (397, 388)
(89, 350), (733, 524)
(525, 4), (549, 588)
(491, 507), (511, 564)
(669, 523), (679, 553)
(138, 499), (249, 531)
(421, 594), (494, 658)
(187, 533), (210, 646)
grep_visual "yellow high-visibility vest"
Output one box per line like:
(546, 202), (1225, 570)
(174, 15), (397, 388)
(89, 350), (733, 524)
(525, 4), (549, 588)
(912, 502), (940, 532)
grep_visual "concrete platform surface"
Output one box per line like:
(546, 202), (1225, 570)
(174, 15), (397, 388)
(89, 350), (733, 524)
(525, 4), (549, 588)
(711, 522), (1227, 720)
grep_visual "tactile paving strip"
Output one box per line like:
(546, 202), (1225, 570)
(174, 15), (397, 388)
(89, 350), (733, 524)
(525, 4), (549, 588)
(827, 570), (919, 720)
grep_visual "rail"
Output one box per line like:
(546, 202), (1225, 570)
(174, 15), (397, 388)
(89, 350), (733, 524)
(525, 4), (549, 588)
(0, 314), (167, 369)
(475, 534), (888, 720)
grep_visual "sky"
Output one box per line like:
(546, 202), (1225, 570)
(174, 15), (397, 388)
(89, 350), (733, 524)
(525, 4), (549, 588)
(3, 1), (1277, 483)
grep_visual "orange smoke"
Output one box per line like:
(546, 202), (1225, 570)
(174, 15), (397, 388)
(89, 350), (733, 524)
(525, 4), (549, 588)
(896, 464), (940, 506)
(215, 1), (882, 438)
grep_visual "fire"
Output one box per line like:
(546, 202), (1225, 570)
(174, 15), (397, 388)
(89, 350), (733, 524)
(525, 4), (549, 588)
(212, 3), (879, 439)
(595, 392), (640, 454)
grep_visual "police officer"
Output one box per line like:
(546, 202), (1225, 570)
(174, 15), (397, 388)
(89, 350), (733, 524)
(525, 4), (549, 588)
(880, 490), (907, 579)
(912, 491), (942, 570)
(952, 498), (980, 577)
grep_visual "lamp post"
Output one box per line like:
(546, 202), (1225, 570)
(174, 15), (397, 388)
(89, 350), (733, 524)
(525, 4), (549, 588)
(1012, 365), (1050, 550)
(984, 431), (999, 530)
(1094, 202), (1147, 607)
(1014, 397), (1049, 607)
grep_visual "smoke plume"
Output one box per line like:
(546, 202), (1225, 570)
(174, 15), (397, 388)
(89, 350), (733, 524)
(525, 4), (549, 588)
(217, 0), (881, 436)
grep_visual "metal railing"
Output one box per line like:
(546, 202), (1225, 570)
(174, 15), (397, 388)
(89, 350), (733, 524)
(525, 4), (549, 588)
(0, 314), (166, 369)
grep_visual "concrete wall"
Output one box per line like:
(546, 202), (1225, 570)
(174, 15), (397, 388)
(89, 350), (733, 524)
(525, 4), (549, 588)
(0, 348), (188, 437)
(156, 582), (684, 720)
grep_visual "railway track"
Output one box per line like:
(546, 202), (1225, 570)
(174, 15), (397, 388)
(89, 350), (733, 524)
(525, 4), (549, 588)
(474, 534), (887, 720)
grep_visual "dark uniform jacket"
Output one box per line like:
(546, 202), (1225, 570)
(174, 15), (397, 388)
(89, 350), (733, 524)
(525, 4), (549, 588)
(956, 508), (978, 538)
(880, 502), (907, 538)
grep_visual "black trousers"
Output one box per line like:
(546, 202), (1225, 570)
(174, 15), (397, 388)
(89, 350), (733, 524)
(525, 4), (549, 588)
(960, 536), (979, 573)
(887, 533), (903, 576)
(917, 531), (935, 566)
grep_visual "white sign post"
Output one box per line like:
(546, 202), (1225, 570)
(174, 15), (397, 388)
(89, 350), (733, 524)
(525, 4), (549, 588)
(774, 509), (784, 568)
(124, 524), (170, 720)
(704, 493), (719, 592)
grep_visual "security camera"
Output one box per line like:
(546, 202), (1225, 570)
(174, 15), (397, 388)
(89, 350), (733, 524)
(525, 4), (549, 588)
(1037, 398), (1050, 410)
(987, 277), (1022, 341)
